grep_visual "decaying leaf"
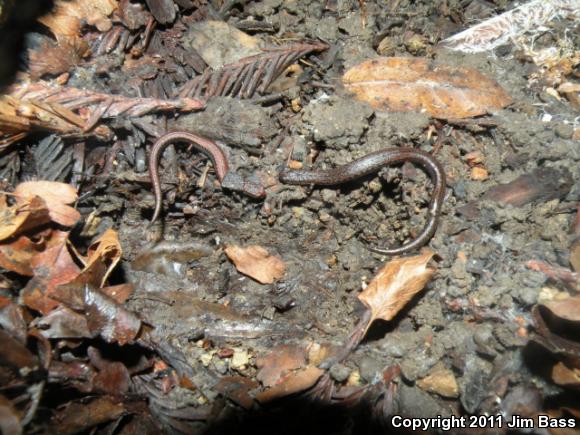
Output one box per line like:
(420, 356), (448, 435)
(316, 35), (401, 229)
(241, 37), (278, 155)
(188, 20), (263, 69)
(358, 249), (435, 328)
(14, 181), (80, 227)
(256, 344), (308, 388)
(416, 363), (460, 398)
(224, 245), (285, 284)
(551, 360), (580, 389)
(0, 195), (51, 241)
(342, 57), (512, 119)
(255, 366), (324, 403)
(79, 229), (122, 287)
(22, 230), (81, 314)
(0, 394), (22, 435)
(38, 0), (118, 38)
(28, 36), (89, 79)
(51, 396), (126, 434)
(0, 235), (42, 276)
(214, 376), (259, 409)
(541, 296), (580, 322)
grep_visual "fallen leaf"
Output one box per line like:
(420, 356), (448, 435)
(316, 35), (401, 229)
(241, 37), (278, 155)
(0, 296), (27, 343)
(541, 296), (580, 322)
(0, 328), (39, 374)
(0, 395), (22, 435)
(256, 344), (308, 387)
(81, 229), (122, 287)
(343, 57), (512, 119)
(551, 361), (580, 389)
(215, 376), (259, 409)
(21, 231), (81, 315)
(35, 306), (91, 339)
(100, 284), (134, 304)
(188, 20), (262, 69)
(416, 363), (460, 398)
(93, 361), (132, 395)
(255, 366), (324, 403)
(0, 195), (51, 241)
(225, 245), (285, 284)
(0, 235), (42, 276)
(358, 249), (435, 329)
(14, 181), (80, 227)
(39, 0), (118, 38)
(51, 396), (126, 434)
(84, 286), (141, 345)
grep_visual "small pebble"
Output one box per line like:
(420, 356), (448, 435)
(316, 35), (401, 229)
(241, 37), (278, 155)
(330, 363), (351, 382)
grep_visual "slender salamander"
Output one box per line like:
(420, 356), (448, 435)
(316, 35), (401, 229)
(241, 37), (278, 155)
(149, 131), (265, 224)
(279, 148), (446, 255)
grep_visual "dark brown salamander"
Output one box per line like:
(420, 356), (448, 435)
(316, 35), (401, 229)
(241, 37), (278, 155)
(279, 148), (446, 255)
(149, 131), (265, 224)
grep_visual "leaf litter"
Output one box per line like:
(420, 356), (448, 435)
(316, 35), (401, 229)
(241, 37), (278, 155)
(0, 0), (579, 432)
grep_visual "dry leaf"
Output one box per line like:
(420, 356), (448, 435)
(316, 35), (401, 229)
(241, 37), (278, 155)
(0, 235), (42, 276)
(255, 366), (324, 403)
(342, 57), (512, 119)
(256, 344), (307, 388)
(358, 249), (435, 327)
(224, 245), (285, 284)
(21, 231), (81, 314)
(416, 363), (459, 398)
(540, 296), (580, 322)
(0, 195), (51, 241)
(81, 229), (122, 287)
(14, 181), (80, 227)
(551, 360), (580, 389)
(188, 20), (262, 69)
(39, 0), (118, 38)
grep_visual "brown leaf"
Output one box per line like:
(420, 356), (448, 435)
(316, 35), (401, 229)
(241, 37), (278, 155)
(36, 306), (91, 339)
(28, 37), (89, 80)
(0, 235), (42, 276)
(214, 376), (259, 409)
(551, 361), (580, 389)
(541, 296), (580, 322)
(93, 361), (132, 395)
(22, 231), (81, 314)
(81, 228), (122, 287)
(0, 195), (51, 241)
(342, 57), (512, 119)
(84, 286), (141, 345)
(225, 245), (285, 284)
(14, 181), (80, 227)
(51, 396), (126, 435)
(416, 363), (460, 398)
(256, 344), (308, 388)
(100, 283), (134, 304)
(0, 329), (38, 372)
(358, 249), (435, 327)
(38, 0), (118, 38)
(255, 366), (324, 403)
(0, 394), (22, 435)
(0, 296), (27, 343)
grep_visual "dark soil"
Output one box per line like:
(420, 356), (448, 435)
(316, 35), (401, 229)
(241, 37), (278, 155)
(1, 0), (579, 434)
